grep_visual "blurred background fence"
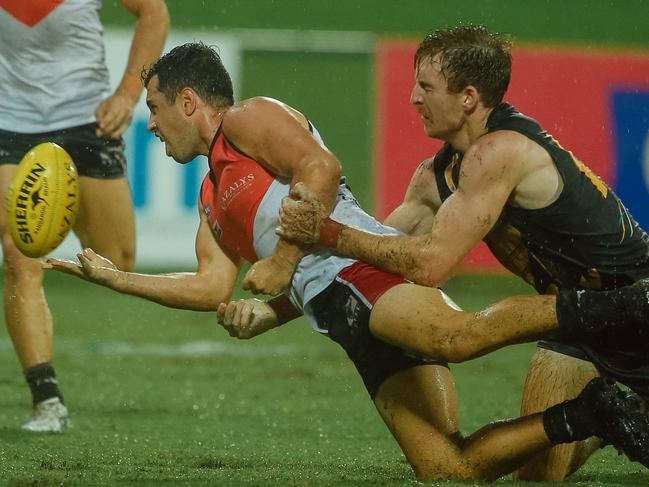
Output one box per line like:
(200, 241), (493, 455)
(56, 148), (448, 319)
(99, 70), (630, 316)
(52, 0), (649, 269)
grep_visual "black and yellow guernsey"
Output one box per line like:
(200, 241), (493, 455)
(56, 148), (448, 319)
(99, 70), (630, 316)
(433, 102), (649, 294)
(433, 102), (649, 389)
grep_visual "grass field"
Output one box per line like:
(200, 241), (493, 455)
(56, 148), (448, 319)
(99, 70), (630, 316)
(0, 271), (646, 486)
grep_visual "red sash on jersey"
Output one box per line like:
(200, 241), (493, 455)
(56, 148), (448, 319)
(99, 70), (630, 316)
(0, 0), (64, 27)
(200, 129), (276, 263)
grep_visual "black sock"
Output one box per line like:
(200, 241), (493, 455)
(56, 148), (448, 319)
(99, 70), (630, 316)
(555, 284), (647, 338)
(542, 399), (595, 444)
(25, 363), (63, 405)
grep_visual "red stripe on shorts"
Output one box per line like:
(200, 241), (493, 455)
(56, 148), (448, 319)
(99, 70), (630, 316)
(336, 262), (408, 306)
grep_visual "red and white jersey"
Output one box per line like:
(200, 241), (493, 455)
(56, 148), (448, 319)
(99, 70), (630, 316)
(201, 122), (399, 330)
(0, 0), (110, 133)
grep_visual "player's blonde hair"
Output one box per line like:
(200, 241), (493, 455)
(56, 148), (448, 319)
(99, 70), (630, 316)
(415, 25), (512, 107)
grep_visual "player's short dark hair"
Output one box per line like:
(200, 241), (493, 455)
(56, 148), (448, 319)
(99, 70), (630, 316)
(415, 25), (512, 107)
(143, 42), (234, 107)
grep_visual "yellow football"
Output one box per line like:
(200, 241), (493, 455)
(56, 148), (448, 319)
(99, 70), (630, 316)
(6, 142), (80, 258)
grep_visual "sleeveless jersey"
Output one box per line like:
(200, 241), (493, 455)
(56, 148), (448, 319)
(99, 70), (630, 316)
(433, 102), (649, 292)
(200, 122), (399, 331)
(0, 0), (111, 133)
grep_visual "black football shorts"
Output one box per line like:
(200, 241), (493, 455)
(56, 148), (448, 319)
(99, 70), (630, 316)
(0, 123), (126, 179)
(308, 262), (443, 399)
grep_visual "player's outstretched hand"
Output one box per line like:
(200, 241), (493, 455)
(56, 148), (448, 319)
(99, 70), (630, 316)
(45, 248), (123, 287)
(42, 257), (85, 278)
(276, 182), (326, 245)
(242, 256), (294, 296)
(217, 298), (279, 339)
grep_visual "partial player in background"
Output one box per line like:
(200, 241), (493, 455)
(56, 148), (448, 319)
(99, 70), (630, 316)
(276, 25), (649, 480)
(0, 0), (168, 432)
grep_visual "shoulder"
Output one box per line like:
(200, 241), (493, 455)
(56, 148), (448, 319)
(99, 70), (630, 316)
(469, 131), (529, 160)
(409, 157), (437, 193)
(226, 97), (291, 116)
(405, 157), (441, 206)
(462, 131), (531, 182)
(223, 97), (303, 130)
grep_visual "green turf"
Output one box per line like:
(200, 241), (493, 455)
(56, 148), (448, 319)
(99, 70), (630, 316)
(0, 271), (645, 485)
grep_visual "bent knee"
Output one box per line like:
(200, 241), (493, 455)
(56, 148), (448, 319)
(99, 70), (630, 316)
(429, 338), (478, 363)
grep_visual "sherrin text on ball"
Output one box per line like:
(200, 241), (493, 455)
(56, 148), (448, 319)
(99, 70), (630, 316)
(7, 142), (79, 258)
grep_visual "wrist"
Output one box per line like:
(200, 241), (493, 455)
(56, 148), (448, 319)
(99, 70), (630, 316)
(271, 249), (301, 269)
(318, 218), (342, 248)
(116, 74), (142, 103)
(267, 295), (300, 325)
(109, 270), (128, 291)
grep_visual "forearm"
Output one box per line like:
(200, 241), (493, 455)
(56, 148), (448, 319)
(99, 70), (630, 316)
(273, 157), (340, 269)
(102, 270), (231, 311)
(119, 1), (169, 102)
(292, 155), (340, 215)
(321, 220), (453, 286)
(273, 238), (307, 266)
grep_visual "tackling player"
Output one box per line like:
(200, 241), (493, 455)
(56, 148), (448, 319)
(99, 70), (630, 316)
(275, 25), (649, 480)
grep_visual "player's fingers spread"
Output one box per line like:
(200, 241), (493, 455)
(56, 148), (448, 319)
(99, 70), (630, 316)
(79, 250), (99, 271)
(83, 248), (98, 259)
(44, 259), (83, 277)
(45, 258), (74, 268)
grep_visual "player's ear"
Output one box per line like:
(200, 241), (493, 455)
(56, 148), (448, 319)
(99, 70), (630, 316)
(180, 87), (197, 116)
(462, 86), (480, 111)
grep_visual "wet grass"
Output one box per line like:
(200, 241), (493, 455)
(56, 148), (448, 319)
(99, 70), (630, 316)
(0, 271), (644, 485)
